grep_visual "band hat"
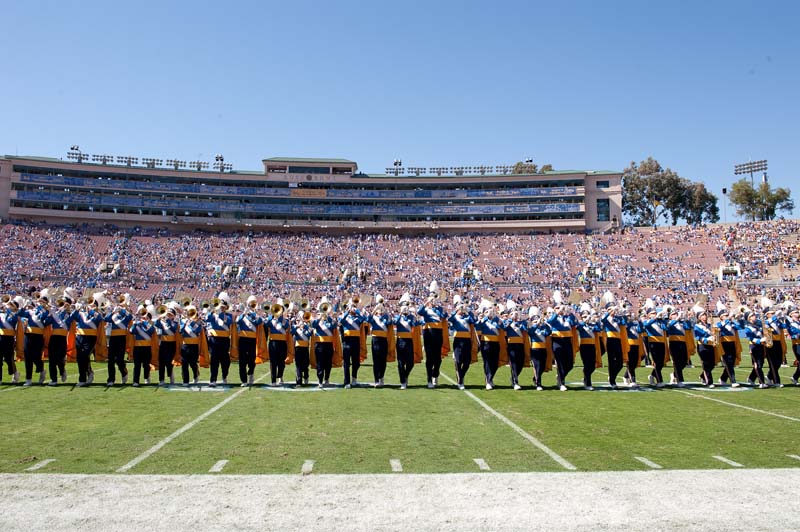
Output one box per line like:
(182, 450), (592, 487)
(218, 291), (231, 306)
(246, 295), (258, 305)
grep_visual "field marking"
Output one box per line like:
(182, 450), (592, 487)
(209, 460), (229, 473)
(473, 458), (491, 471)
(633, 456), (662, 469)
(673, 389), (800, 423)
(390, 459), (403, 472)
(0, 386), (23, 393)
(439, 371), (577, 471)
(26, 459), (56, 471)
(787, 454), (800, 462)
(713, 455), (744, 468)
(116, 371), (270, 473)
(301, 460), (315, 475)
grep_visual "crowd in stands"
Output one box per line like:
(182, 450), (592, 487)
(1, 219), (799, 310)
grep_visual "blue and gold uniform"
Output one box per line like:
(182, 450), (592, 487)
(129, 315), (156, 386)
(625, 317), (643, 386)
(236, 310), (263, 386)
(266, 313), (291, 385)
(502, 316), (527, 389)
(19, 303), (51, 385)
(692, 311), (716, 387)
(0, 305), (20, 383)
(578, 315), (603, 389)
(291, 318), (313, 385)
(311, 314), (338, 387)
(666, 311), (691, 386)
(418, 303), (448, 387)
(788, 309), (800, 385)
(205, 308), (233, 386)
(368, 311), (391, 386)
(393, 310), (420, 388)
(69, 307), (104, 385)
(715, 311), (741, 386)
(527, 318), (551, 390)
(742, 314), (768, 387)
(155, 312), (179, 385)
(48, 305), (75, 385)
(338, 308), (366, 388)
(180, 311), (204, 385)
(476, 312), (503, 389)
(104, 308), (132, 385)
(447, 308), (476, 389)
(600, 310), (627, 388)
(546, 309), (577, 390)
(763, 312), (786, 386)
(642, 312), (668, 386)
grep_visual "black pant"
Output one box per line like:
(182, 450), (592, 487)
(747, 344), (766, 384)
(480, 340), (500, 384)
(396, 338), (414, 384)
(719, 342), (737, 384)
(181, 344), (199, 384)
(107, 335), (128, 384)
(208, 337), (230, 383)
(294, 346), (309, 384)
(238, 337), (256, 383)
(649, 342), (666, 383)
(132, 345), (151, 384)
(507, 342), (524, 385)
(625, 344), (639, 383)
(423, 328), (444, 382)
(551, 337), (574, 386)
(605, 337), (622, 385)
(452, 337), (471, 385)
(269, 340), (287, 384)
(579, 343), (597, 387)
(765, 344), (783, 384)
(793, 344), (800, 381)
(0, 335), (16, 380)
(670, 341), (688, 383)
(75, 335), (97, 384)
(47, 335), (67, 383)
(158, 341), (176, 382)
(23, 333), (45, 380)
(698, 344), (716, 385)
(315, 342), (333, 384)
(341, 336), (360, 385)
(371, 337), (387, 382)
(530, 348), (547, 387)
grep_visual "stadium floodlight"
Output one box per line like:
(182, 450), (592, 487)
(476, 165), (494, 175)
(166, 159), (187, 170)
(734, 159), (768, 186)
(141, 158), (163, 169)
(116, 156), (138, 166)
(91, 154), (114, 164)
(495, 165), (512, 174)
(213, 154), (232, 172)
(407, 167), (426, 176)
(189, 161), (210, 171)
(67, 146), (87, 163)
(429, 166), (448, 176)
(451, 166), (467, 176)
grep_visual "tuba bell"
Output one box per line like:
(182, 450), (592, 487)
(270, 302), (284, 317)
(156, 304), (168, 318)
(319, 302), (332, 315)
(187, 307), (198, 319)
(302, 310), (313, 322)
(299, 298), (310, 311)
(180, 296), (192, 308)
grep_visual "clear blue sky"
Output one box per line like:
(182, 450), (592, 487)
(2, 0), (797, 221)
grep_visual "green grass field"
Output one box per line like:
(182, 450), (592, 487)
(1, 357), (798, 475)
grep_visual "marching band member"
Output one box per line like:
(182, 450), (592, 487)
(447, 298), (476, 390)
(475, 300), (503, 390)
(19, 294), (51, 386)
(0, 297), (21, 384)
(179, 305), (204, 386)
(338, 298), (366, 389)
(69, 294), (107, 386)
(578, 307), (603, 390)
(393, 300), (421, 389)
(103, 294), (132, 386)
(266, 299), (291, 386)
(642, 307), (668, 387)
(311, 298), (337, 388)
(692, 306), (717, 388)
(237, 296), (264, 387)
(291, 311), (312, 386)
(155, 305), (179, 385)
(368, 296), (391, 387)
(742, 311), (769, 388)
(600, 304), (626, 389)
(715, 307), (741, 388)
(623, 310), (643, 388)
(788, 307), (800, 385)
(527, 306), (551, 391)
(501, 301), (527, 390)
(205, 292), (233, 387)
(763, 307), (786, 387)
(546, 304), (577, 391)
(129, 306), (157, 387)
(418, 282), (449, 389)
(47, 296), (75, 386)
(666, 306), (690, 387)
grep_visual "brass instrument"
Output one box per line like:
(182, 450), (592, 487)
(211, 297), (221, 309)
(261, 301), (271, 313)
(711, 325), (720, 347)
(319, 302), (332, 315)
(762, 320), (774, 348)
(1, 295), (11, 304)
(187, 307), (198, 319)
(299, 298), (310, 311)
(270, 303), (284, 317)
(201, 300), (212, 311)
(302, 311), (313, 322)
(55, 297), (67, 309)
(248, 298), (258, 310)
(351, 295), (361, 307)
(156, 304), (168, 318)
(137, 306), (148, 317)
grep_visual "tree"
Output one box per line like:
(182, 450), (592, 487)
(622, 157), (720, 226)
(511, 162), (554, 174)
(728, 179), (793, 221)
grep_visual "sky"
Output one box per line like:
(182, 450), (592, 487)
(1, 0), (798, 222)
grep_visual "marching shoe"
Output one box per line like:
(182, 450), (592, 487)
(324, 380), (330, 386)
(670, 373), (677, 385)
(717, 378), (724, 386)
(38, 371), (46, 385)
(775, 383), (784, 388)
(344, 384), (351, 389)
(87, 371), (94, 385)
(351, 379), (358, 386)
(731, 382), (740, 388)
(766, 377), (773, 385)
(145, 378), (150, 385)
(208, 382), (216, 388)
(792, 377), (798, 385)
(656, 382), (665, 388)
(240, 383), (248, 387)
(630, 381), (639, 389)
(759, 383), (768, 389)
(536, 386), (543, 391)
(303, 378), (309, 385)
(194, 377), (199, 385)
(676, 382), (685, 388)
(622, 376), (630, 386)
(514, 384), (522, 391)
(648, 375), (656, 386)
(432, 377), (438, 386)
(248, 375), (254, 386)
(122, 372), (128, 385)
(277, 378), (283, 385)
(609, 384), (617, 390)
(585, 385), (595, 391)
(560, 385), (568, 392)
(400, 383), (407, 390)
(222, 378), (228, 385)
(318, 382), (324, 389)
(132, 382), (140, 388)
(183, 382), (190, 387)
(23, 380), (32, 387)
(170, 375), (175, 385)
(77, 382), (87, 387)
(708, 384), (715, 388)
(458, 384), (465, 390)
(47, 381), (57, 387)
(106, 382), (114, 387)
(427, 382), (435, 389)
(159, 381), (165, 386)
(485, 383), (492, 390)
(12, 371), (20, 384)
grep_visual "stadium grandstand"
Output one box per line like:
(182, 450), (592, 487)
(0, 150), (622, 233)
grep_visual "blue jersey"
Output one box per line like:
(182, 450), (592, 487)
(392, 313), (419, 333)
(0, 309), (20, 333)
(693, 320), (715, 346)
(447, 312), (475, 333)
(20, 306), (52, 333)
(104, 309), (133, 332)
(418, 304), (447, 325)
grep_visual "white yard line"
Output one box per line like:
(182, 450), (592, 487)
(473, 458), (491, 471)
(209, 460), (229, 473)
(440, 371), (577, 471)
(633, 456), (662, 469)
(390, 459), (403, 472)
(25, 459), (56, 472)
(301, 460), (315, 475)
(786, 454), (800, 462)
(673, 389), (800, 423)
(116, 371), (270, 473)
(713, 455), (744, 468)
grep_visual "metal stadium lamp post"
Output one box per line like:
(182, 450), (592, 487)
(67, 145), (87, 163)
(213, 154), (232, 173)
(142, 158), (163, 169)
(734, 160), (767, 221)
(189, 161), (210, 171)
(166, 159), (187, 170)
(116, 156), (139, 167)
(91, 154), (114, 165)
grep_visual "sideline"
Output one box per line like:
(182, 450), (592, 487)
(439, 371), (577, 471)
(116, 370), (270, 472)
